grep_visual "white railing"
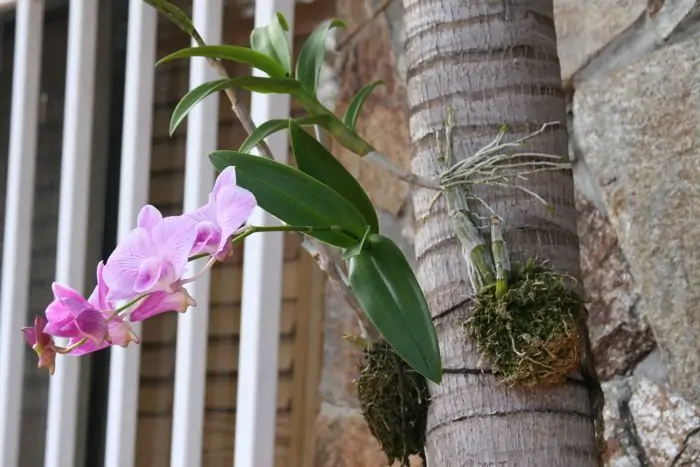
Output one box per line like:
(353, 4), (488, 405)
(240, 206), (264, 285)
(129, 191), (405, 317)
(103, 1), (157, 467)
(234, 0), (294, 465)
(0, 1), (44, 466)
(170, 0), (222, 465)
(0, 0), (295, 466)
(44, 2), (99, 466)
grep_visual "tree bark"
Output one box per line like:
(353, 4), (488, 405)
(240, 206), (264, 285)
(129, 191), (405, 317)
(402, 1), (599, 465)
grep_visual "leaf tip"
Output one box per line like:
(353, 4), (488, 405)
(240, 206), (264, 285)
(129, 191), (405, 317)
(329, 18), (347, 29)
(276, 12), (290, 32)
(168, 121), (178, 138)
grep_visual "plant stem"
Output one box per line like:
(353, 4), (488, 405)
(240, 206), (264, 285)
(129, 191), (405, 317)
(148, 6), (384, 343)
(490, 215), (510, 298)
(445, 187), (496, 288)
(365, 151), (441, 191)
(229, 224), (357, 245)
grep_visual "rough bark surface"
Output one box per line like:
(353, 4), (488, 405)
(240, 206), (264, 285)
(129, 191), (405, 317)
(402, 1), (598, 464)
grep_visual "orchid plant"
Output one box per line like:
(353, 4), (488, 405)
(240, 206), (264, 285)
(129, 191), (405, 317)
(23, 167), (255, 374)
(21, 0), (446, 384)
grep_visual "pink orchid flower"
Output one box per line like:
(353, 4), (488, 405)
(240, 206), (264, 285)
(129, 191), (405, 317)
(185, 167), (257, 260)
(102, 205), (197, 314)
(22, 315), (57, 374)
(66, 261), (140, 355)
(43, 283), (110, 345)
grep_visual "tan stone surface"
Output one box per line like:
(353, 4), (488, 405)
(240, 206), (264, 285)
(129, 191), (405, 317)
(554, 0), (647, 81)
(576, 193), (653, 380)
(332, 0), (411, 215)
(317, 280), (366, 409)
(574, 39), (700, 405)
(629, 378), (700, 464)
(313, 408), (423, 467)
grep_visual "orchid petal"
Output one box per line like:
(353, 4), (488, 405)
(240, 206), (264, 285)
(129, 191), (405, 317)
(137, 204), (163, 231)
(74, 309), (109, 344)
(22, 327), (37, 346)
(107, 318), (140, 347)
(51, 283), (89, 310)
(150, 216), (197, 278)
(31, 316), (54, 347)
(185, 197), (217, 224)
(215, 186), (257, 253)
(44, 299), (75, 330)
(191, 220), (222, 256)
(130, 289), (195, 322)
(88, 261), (112, 310)
(213, 166), (237, 199)
(67, 312), (139, 355)
(38, 347), (57, 375)
(134, 256), (164, 293)
(43, 318), (79, 338)
(103, 227), (153, 300)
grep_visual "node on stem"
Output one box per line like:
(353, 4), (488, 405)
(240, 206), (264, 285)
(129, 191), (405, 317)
(356, 340), (430, 466)
(465, 259), (585, 387)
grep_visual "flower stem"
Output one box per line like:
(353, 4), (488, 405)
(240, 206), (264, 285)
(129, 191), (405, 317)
(56, 339), (86, 354)
(114, 294), (149, 316)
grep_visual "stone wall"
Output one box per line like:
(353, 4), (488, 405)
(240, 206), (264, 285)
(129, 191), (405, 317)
(559, 1), (700, 464)
(314, 1), (700, 465)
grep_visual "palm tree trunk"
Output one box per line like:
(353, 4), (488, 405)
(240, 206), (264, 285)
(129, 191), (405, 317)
(402, 1), (600, 465)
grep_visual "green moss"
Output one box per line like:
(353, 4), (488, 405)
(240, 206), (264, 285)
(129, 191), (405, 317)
(466, 258), (584, 387)
(356, 340), (430, 466)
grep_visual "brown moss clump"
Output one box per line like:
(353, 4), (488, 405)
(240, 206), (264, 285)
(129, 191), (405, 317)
(466, 259), (584, 387)
(356, 340), (430, 466)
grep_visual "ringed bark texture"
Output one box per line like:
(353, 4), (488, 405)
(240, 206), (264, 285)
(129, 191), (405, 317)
(403, 1), (598, 465)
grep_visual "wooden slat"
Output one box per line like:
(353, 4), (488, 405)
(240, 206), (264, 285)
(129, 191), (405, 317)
(209, 261), (300, 304)
(208, 300), (297, 338)
(287, 246), (325, 467)
(136, 416), (174, 467)
(205, 375), (292, 411)
(139, 383), (174, 414)
(203, 411), (294, 461)
(140, 346), (176, 379)
(206, 336), (295, 374)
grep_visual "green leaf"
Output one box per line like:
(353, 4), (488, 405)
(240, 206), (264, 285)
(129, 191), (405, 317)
(295, 19), (346, 94)
(143, 0), (204, 45)
(170, 77), (309, 135)
(348, 235), (442, 383)
(342, 80), (385, 130)
(341, 226), (371, 260)
(250, 12), (292, 75)
(157, 45), (288, 78)
(239, 115), (335, 154)
(288, 120), (379, 233)
(209, 151), (368, 248)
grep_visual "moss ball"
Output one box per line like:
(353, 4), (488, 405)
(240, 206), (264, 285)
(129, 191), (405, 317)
(466, 259), (584, 387)
(356, 340), (430, 466)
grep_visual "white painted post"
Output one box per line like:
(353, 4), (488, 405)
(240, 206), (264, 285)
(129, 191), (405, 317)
(169, 0), (223, 466)
(103, 3), (157, 467)
(234, 1), (295, 466)
(43, 1), (99, 466)
(0, 2), (44, 467)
